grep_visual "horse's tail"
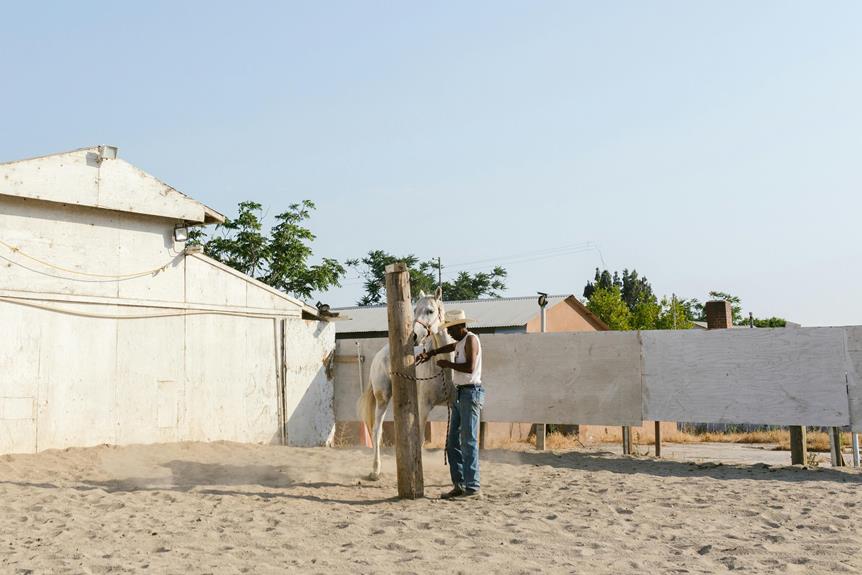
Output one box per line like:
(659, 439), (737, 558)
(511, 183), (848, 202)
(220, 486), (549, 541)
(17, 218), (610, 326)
(357, 382), (376, 441)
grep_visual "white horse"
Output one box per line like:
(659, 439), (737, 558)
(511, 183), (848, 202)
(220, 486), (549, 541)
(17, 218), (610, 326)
(357, 287), (454, 480)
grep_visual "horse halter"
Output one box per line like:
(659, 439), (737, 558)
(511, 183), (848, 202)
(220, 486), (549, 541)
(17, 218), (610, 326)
(413, 302), (444, 346)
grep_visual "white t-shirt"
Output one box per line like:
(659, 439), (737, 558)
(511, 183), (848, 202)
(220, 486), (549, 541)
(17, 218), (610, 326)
(453, 332), (482, 386)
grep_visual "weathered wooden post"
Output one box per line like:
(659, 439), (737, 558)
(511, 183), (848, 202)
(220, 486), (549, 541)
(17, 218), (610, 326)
(789, 426), (807, 465)
(385, 263), (425, 499)
(829, 427), (845, 467)
(852, 433), (860, 468)
(654, 421), (662, 458)
(622, 426), (632, 455)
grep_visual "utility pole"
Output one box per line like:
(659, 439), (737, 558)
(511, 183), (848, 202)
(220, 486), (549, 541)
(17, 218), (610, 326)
(436, 256), (442, 290)
(672, 293), (677, 330)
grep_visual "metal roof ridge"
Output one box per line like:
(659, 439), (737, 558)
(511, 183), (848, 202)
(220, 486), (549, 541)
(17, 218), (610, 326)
(333, 293), (574, 310)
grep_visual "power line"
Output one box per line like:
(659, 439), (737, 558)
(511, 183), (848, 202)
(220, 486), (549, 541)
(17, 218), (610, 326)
(447, 241), (597, 268)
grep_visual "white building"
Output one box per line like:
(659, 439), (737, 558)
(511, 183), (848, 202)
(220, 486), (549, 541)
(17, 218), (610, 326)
(0, 146), (336, 453)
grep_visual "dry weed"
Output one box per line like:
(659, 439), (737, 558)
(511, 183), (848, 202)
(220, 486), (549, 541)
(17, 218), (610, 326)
(497, 428), (852, 454)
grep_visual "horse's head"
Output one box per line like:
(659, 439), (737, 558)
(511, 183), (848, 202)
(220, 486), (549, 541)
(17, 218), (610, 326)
(412, 286), (444, 347)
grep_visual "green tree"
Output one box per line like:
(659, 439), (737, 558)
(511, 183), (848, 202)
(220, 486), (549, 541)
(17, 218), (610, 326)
(631, 299), (661, 330)
(189, 200), (345, 300)
(444, 267), (507, 301)
(585, 286), (632, 330)
(585, 268), (655, 311)
(620, 269), (655, 311)
(583, 268), (616, 300)
(584, 267), (701, 330)
(347, 251), (507, 305)
(655, 296), (694, 330)
(750, 317), (787, 328)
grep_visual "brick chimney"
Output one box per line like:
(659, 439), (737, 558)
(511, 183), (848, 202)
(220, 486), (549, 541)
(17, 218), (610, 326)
(705, 300), (733, 329)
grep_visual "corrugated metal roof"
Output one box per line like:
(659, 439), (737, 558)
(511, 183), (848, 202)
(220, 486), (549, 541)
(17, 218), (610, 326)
(334, 295), (572, 333)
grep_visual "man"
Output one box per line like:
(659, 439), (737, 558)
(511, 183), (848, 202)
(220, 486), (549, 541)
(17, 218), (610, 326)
(417, 309), (484, 499)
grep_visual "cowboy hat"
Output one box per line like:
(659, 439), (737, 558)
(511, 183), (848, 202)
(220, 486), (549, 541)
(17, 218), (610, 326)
(441, 309), (476, 328)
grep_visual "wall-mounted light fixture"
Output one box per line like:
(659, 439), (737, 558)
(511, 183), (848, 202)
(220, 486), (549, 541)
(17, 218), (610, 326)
(174, 224), (189, 243)
(96, 145), (118, 164)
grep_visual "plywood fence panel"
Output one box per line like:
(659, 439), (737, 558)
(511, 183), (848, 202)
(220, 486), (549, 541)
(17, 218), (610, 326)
(481, 332), (643, 425)
(642, 328), (849, 426)
(845, 326), (862, 432)
(334, 332), (643, 426)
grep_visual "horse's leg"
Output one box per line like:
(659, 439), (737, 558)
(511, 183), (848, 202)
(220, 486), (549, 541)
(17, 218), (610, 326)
(370, 393), (389, 480)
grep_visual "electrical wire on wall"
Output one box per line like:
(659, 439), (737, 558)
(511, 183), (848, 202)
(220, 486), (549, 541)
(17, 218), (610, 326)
(0, 238), (293, 320)
(0, 296), (294, 321)
(0, 239), (178, 281)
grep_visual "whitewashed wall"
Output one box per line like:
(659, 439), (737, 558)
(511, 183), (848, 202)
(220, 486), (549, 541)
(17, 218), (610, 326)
(0, 193), (335, 453)
(0, 297), (334, 453)
(334, 327), (861, 430)
(0, 195), (186, 301)
(285, 320), (337, 446)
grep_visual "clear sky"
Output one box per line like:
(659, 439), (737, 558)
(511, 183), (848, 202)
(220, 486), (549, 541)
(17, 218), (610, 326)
(2, 2), (860, 326)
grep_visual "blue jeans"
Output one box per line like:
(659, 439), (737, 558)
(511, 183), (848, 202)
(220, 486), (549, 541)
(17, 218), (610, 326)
(447, 386), (485, 491)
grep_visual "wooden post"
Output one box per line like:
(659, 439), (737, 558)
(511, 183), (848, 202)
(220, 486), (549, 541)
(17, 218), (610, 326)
(829, 427), (845, 468)
(385, 263), (424, 499)
(479, 421), (487, 450)
(654, 421), (662, 458)
(622, 426), (632, 455)
(536, 423), (546, 451)
(852, 433), (860, 468)
(789, 425), (807, 465)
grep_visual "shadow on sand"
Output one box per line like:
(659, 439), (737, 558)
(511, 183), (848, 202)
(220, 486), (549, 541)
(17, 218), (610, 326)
(1, 448), (858, 507)
(475, 447), (862, 484)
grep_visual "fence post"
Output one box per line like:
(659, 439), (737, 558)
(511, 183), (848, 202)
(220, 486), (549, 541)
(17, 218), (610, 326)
(536, 423), (546, 451)
(654, 421), (662, 458)
(852, 433), (860, 467)
(385, 263), (424, 499)
(789, 426), (807, 465)
(622, 426), (632, 455)
(829, 427), (845, 467)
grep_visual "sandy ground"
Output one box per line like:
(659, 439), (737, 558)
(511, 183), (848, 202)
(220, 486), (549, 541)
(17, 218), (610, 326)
(0, 442), (860, 574)
(594, 441), (845, 467)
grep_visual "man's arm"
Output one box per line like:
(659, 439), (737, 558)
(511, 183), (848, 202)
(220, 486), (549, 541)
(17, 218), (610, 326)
(416, 342), (457, 364)
(436, 335), (477, 374)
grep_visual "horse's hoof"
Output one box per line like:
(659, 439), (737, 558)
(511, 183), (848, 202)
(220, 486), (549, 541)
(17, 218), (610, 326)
(366, 472), (381, 481)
